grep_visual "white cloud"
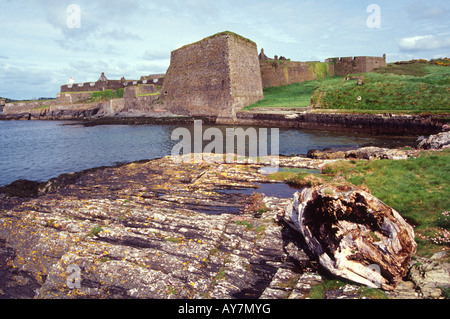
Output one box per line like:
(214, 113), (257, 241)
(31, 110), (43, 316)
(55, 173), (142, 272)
(2, 0), (449, 99)
(397, 35), (450, 51)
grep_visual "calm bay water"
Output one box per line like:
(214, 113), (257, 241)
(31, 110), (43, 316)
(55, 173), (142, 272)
(0, 120), (415, 187)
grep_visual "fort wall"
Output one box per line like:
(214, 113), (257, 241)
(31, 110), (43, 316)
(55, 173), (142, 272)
(228, 34), (265, 113)
(260, 60), (334, 88)
(160, 33), (232, 117)
(160, 32), (263, 120)
(60, 75), (165, 94)
(123, 85), (160, 112)
(56, 92), (93, 104)
(328, 55), (386, 76)
(3, 100), (57, 114)
(260, 50), (385, 88)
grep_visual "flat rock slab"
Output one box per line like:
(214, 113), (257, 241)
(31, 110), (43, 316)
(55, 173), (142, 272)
(0, 156), (309, 299)
(1, 155), (447, 299)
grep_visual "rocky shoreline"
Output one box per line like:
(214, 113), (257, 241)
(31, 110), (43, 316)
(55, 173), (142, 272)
(1, 132), (449, 299)
(1, 110), (448, 136)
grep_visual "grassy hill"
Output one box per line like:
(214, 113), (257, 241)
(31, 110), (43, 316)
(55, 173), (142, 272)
(244, 59), (450, 114)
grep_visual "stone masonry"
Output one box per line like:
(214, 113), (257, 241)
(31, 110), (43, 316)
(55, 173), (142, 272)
(60, 73), (165, 94)
(260, 59), (333, 88)
(327, 55), (387, 76)
(160, 32), (264, 121)
(0, 98), (5, 111)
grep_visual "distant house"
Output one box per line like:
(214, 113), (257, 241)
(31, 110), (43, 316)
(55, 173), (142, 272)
(98, 72), (108, 82)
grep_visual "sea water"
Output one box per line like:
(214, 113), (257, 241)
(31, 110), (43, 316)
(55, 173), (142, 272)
(0, 120), (415, 186)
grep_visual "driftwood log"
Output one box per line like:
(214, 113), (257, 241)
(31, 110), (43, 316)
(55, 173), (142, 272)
(283, 185), (417, 290)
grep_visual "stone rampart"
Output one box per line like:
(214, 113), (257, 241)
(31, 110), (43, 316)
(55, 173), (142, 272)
(328, 55), (386, 76)
(260, 60), (334, 88)
(56, 92), (94, 104)
(123, 85), (160, 112)
(61, 80), (124, 93)
(160, 31), (263, 120)
(3, 100), (57, 115)
(60, 76), (165, 94)
(228, 34), (265, 112)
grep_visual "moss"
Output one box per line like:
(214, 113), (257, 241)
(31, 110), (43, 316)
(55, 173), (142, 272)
(136, 92), (161, 97)
(283, 65), (289, 83)
(358, 286), (388, 299)
(91, 89), (123, 102)
(165, 237), (183, 243)
(33, 105), (51, 110)
(235, 220), (254, 230)
(84, 226), (103, 239)
(176, 31), (256, 51)
(268, 171), (323, 188)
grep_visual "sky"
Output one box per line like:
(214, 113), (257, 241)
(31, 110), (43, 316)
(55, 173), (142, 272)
(0, 0), (449, 100)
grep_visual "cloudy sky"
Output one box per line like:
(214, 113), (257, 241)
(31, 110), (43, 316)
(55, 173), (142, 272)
(1, 0), (449, 100)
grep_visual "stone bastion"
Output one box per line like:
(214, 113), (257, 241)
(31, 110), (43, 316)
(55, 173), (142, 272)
(159, 31), (264, 122)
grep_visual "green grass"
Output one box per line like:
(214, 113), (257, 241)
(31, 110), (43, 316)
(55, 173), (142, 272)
(307, 278), (388, 299)
(375, 61), (431, 77)
(322, 150), (450, 225)
(269, 171), (323, 188)
(136, 92), (161, 97)
(61, 89), (124, 102)
(177, 31), (256, 51)
(269, 149), (450, 257)
(314, 64), (450, 112)
(235, 220), (254, 230)
(165, 237), (183, 243)
(84, 225), (104, 239)
(243, 76), (343, 110)
(323, 149), (450, 257)
(244, 60), (450, 113)
(32, 104), (51, 110)
(9, 99), (55, 104)
(91, 89), (124, 102)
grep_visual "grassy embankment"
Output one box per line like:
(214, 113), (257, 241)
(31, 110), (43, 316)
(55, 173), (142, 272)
(90, 89), (124, 102)
(270, 148), (450, 258)
(244, 59), (450, 114)
(70, 88), (161, 102)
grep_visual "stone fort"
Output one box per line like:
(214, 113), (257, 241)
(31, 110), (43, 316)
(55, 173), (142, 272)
(5, 31), (386, 120)
(159, 32), (264, 121)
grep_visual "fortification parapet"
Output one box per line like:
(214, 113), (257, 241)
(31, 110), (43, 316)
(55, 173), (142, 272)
(60, 73), (165, 94)
(329, 55), (386, 76)
(260, 60), (334, 88)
